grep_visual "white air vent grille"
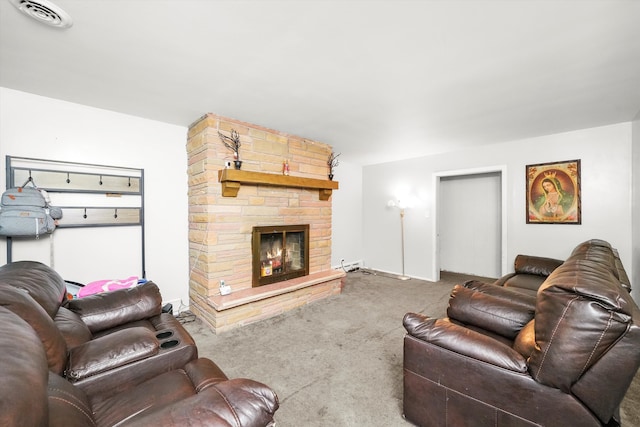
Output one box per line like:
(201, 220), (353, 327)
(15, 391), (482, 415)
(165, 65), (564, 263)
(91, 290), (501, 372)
(9, 0), (73, 28)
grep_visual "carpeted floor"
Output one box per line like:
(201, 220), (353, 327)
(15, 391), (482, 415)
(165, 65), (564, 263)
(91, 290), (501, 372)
(183, 270), (640, 426)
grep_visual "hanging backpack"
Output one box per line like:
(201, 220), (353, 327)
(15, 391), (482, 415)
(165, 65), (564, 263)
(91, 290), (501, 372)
(0, 182), (62, 238)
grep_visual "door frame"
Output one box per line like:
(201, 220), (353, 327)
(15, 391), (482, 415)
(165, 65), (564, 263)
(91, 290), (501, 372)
(432, 165), (508, 281)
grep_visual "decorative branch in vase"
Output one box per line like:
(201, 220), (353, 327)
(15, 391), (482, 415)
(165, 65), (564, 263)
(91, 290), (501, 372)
(218, 129), (242, 169)
(327, 151), (340, 180)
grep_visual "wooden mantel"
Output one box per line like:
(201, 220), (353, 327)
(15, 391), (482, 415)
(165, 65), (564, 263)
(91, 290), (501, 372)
(218, 169), (339, 200)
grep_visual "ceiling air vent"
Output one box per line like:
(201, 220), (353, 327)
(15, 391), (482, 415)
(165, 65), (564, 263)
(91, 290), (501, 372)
(9, 0), (73, 29)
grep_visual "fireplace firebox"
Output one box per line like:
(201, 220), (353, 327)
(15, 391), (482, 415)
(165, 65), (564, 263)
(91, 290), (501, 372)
(252, 224), (309, 287)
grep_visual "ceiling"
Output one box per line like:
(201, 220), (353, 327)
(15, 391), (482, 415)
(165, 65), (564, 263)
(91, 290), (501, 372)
(1, 0), (639, 165)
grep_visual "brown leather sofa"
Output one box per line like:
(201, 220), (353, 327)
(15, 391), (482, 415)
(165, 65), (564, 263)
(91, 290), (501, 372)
(0, 260), (279, 426)
(403, 239), (640, 426)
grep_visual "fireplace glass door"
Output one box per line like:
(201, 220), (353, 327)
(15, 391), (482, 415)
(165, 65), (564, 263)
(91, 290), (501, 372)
(252, 224), (309, 287)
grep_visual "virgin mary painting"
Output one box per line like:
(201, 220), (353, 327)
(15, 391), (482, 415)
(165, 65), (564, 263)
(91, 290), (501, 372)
(526, 160), (581, 224)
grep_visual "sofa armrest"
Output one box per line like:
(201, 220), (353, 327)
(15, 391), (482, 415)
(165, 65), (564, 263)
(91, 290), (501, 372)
(183, 358), (229, 392)
(514, 254), (563, 276)
(120, 378), (280, 427)
(64, 282), (162, 333)
(66, 327), (159, 381)
(403, 312), (527, 372)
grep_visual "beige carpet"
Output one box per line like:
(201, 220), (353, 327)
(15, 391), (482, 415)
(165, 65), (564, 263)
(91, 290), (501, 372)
(183, 270), (640, 426)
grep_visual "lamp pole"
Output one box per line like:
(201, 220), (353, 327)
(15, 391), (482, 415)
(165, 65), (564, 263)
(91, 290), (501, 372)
(384, 199), (411, 281)
(400, 208), (405, 276)
(398, 207), (410, 280)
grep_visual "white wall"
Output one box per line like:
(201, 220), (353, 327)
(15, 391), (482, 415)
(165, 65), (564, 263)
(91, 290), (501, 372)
(0, 88), (190, 307)
(363, 123), (633, 282)
(330, 160), (363, 269)
(632, 112), (640, 302)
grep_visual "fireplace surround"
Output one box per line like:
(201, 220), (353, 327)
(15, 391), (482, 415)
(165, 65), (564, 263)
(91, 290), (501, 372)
(186, 113), (345, 333)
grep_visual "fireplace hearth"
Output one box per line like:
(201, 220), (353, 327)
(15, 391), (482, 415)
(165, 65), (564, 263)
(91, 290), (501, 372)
(252, 224), (309, 287)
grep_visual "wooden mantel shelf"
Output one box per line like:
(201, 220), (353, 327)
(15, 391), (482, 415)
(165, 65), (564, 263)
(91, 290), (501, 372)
(218, 169), (339, 200)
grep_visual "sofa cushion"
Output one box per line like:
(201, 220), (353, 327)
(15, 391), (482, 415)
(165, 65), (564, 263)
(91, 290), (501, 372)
(115, 378), (280, 427)
(67, 327), (159, 381)
(0, 306), (49, 427)
(91, 367), (198, 426)
(448, 284), (534, 340)
(0, 284), (68, 374)
(514, 254), (563, 276)
(48, 373), (94, 427)
(528, 259), (633, 392)
(464, 280), (537, 311)
(568, 239), (617, 276)
(65, 281), (162, 333)
(0, 260), (66, 317)
(183, 357), (229, 392)
(54, 306), (93, 349)
(404, 313), (528, 372)
(512, 319), (536, 359)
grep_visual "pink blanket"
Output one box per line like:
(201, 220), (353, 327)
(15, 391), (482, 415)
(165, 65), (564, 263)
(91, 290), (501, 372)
(77, 276), (139, 298)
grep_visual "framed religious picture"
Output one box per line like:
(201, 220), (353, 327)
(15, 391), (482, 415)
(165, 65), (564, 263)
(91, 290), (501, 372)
(526, 159), (581, 224)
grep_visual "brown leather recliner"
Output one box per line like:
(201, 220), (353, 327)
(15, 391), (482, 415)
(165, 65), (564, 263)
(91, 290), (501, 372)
(0, 305), (279, 426)
(403, 240), (640, 426)
(0, 260), (197, 399)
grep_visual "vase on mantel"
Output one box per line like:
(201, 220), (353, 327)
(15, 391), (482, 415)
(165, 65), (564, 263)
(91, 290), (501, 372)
(234, 160), (242, 170)
(328, 173), (334, 181)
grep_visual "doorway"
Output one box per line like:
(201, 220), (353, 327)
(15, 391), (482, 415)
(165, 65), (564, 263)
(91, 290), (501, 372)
(432, 166), (507, 281)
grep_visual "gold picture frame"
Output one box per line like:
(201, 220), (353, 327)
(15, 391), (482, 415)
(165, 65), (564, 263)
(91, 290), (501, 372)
(526, 159), (581, 224)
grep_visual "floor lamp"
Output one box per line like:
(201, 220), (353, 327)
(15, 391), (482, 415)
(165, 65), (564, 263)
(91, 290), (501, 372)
(387, 200), (411, 281)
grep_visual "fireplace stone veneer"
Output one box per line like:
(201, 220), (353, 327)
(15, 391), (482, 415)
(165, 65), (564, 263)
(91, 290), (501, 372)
(186, 113), (345, 333)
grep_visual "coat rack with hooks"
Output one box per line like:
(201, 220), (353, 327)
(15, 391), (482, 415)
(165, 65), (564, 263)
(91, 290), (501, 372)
(4, 156), (145, 276)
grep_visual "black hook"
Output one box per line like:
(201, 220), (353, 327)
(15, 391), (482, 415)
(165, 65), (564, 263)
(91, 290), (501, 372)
(114, 208), (118, 219)
(66, 173), (71, 184)
(99, 175), (103, 185)
(128, 177), (131, 187)
(22, 171), (34, 187)
(83, 208), (87, 219)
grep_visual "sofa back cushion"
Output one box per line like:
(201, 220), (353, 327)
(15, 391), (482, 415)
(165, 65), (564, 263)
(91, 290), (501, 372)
(528, 258), (633, 393)
(448, 284), (534, 340)
(0, 306), (49, 427)
(568, 239), (618, 278)
(0, 260), (67, 316)
(0, 284), (68, 374)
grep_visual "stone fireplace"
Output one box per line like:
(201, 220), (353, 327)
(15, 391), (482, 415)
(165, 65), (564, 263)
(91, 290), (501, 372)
(186, 113), (345, 333)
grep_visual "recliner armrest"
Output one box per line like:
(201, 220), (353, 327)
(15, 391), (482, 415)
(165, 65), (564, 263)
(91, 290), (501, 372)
(514, 254), (563, 276)
(403, 312), (527, 372)
(183, 358), (229, 392)
(66, 327), (159, 381)
(64, 282), (162, 333)
(119, 377), (280, 427)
